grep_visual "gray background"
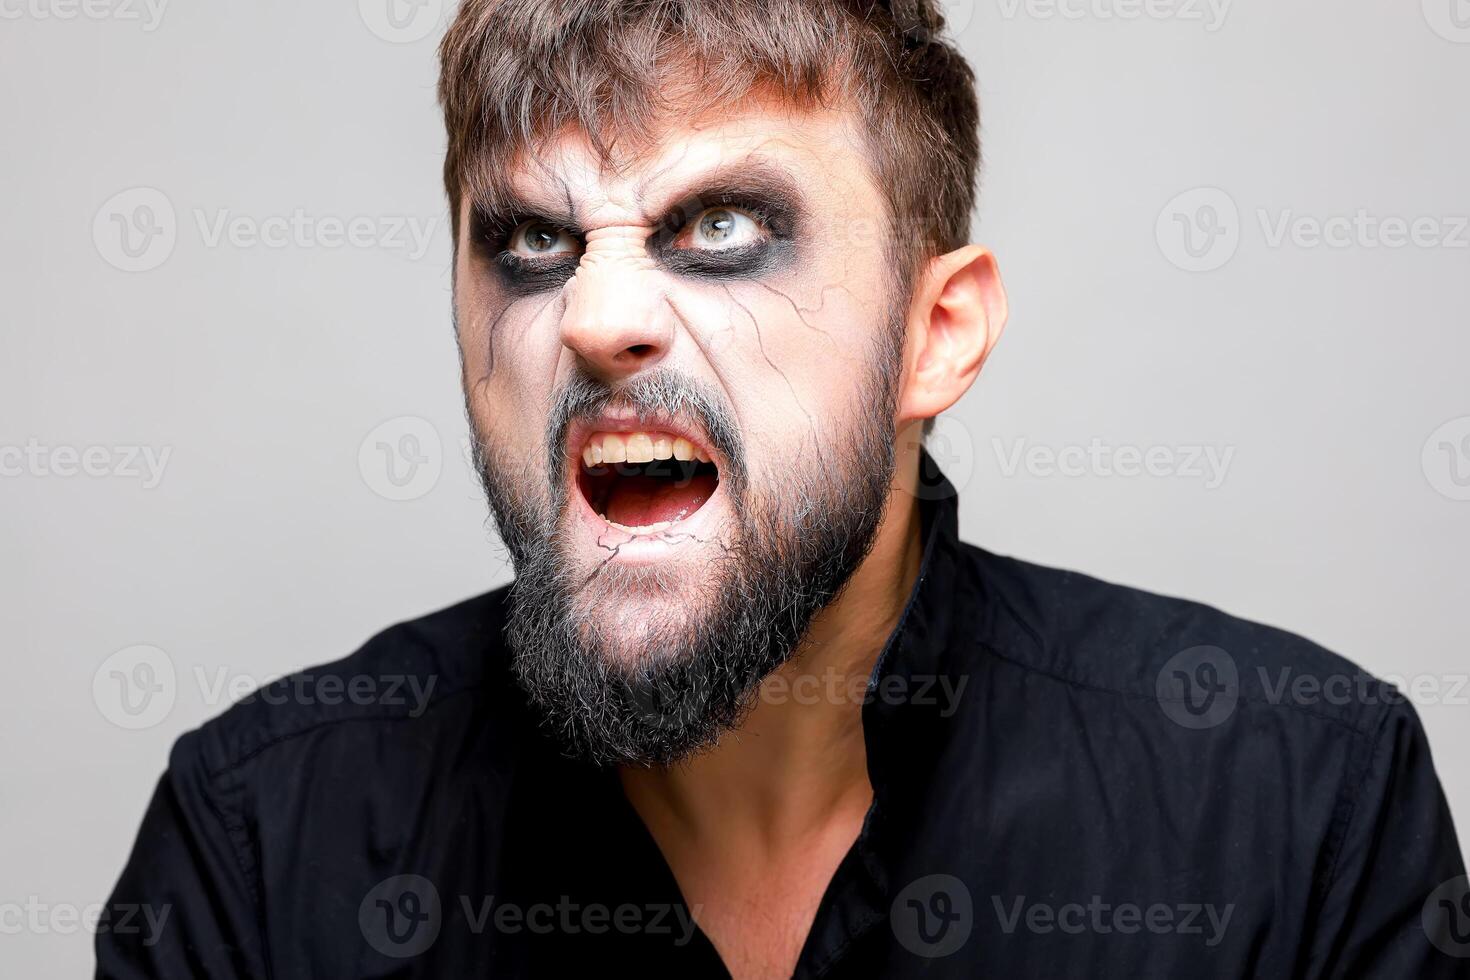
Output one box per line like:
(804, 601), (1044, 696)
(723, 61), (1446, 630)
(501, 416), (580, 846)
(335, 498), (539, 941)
(2, 0), (1467, 972)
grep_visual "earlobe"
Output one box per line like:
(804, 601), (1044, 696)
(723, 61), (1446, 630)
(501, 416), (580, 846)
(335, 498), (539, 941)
(898, 245), (1009, 423)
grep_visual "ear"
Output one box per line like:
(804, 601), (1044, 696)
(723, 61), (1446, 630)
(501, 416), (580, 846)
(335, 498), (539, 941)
(897, 245), (1009, 423)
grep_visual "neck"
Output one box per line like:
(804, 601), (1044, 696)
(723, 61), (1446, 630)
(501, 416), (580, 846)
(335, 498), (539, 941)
(620, 448), (926, 851)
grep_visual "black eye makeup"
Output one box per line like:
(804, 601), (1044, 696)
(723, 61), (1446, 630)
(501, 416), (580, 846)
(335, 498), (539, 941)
(467, 171), (805, 292)
(470, 206), (583, 295)
(651, 188), (800, 280)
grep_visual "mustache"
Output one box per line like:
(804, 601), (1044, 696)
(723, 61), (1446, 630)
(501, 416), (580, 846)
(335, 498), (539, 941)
(545, 368), (748, 499)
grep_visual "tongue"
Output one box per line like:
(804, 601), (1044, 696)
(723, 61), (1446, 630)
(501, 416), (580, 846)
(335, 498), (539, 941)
(604, 472), (717, 528)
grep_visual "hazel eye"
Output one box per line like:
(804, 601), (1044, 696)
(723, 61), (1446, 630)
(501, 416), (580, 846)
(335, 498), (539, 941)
(677, 207), (763, 250)
(508, 220), (581, 258)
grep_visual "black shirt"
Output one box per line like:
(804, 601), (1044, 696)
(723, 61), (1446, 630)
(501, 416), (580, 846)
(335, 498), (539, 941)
(98, 480), (1468, 978)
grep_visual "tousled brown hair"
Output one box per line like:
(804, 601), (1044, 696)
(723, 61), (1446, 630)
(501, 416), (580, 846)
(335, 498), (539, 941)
(437, 0), (980, 283)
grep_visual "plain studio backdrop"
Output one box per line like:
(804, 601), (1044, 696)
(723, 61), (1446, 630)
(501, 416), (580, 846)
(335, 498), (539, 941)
(2, 0), (1467, 973)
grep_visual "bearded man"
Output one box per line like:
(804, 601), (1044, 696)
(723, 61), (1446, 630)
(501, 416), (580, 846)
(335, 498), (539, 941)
(98, 1), (1466, 977)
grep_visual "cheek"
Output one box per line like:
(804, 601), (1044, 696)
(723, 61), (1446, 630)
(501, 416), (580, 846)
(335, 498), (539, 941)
(671, 251), (891, 467)
(456, 282), (566, 455)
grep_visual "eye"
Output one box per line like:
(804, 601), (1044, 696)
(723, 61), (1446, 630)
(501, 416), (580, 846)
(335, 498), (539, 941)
(675, 207), (764, 250)
(507, 220), (581, 258)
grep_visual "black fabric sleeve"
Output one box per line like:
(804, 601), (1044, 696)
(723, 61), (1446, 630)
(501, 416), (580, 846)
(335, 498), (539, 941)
(1309, 700), (1470, 978)
(95, 733), (267, 979)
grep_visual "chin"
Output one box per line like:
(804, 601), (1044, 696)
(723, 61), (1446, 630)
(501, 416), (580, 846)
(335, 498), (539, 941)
(563, 559), (731, 669)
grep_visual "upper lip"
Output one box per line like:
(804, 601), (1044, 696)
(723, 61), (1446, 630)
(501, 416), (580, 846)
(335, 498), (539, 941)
(565, 412), (719, 466)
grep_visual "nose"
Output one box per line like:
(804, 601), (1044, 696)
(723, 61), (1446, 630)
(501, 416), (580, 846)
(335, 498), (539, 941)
(559, 226), (672, 381)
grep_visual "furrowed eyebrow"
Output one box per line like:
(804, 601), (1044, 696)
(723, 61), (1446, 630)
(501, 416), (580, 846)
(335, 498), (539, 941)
(475, 155), (809, 236)
(638, 158), (808, 226)
(468, 188), (578, 240)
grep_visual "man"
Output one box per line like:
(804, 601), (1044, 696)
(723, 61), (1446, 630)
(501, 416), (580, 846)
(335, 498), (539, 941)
(99, 0), (1466, 977)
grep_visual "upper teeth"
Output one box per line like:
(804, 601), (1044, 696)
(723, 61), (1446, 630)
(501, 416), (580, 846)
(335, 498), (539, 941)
(582, 431), (710, 467)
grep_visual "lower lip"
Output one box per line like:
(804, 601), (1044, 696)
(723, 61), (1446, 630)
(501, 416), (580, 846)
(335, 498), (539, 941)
(570, 467), (725, 562)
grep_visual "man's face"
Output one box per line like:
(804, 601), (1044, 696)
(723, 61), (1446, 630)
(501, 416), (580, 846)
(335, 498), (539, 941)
(455, 102), (907, 763)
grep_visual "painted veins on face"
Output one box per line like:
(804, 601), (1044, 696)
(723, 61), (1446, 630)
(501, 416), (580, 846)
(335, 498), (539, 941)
(456, 108), (903, 747)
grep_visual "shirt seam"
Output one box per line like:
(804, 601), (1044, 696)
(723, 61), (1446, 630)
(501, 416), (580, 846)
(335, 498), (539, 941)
(194, 761), (276, 980)
(193, 682), (487, 979)
(200, 682), (486, 781)
(971, 636), (1377, 737)
(1314, 699), (1395, 901)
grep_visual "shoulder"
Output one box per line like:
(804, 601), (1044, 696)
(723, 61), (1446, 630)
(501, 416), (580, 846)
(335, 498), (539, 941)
(951, 540), (1410, 740)
(167, 586), (519, 787)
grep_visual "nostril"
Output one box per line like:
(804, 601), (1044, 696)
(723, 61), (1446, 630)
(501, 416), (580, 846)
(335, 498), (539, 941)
(624, 344), (656, 358)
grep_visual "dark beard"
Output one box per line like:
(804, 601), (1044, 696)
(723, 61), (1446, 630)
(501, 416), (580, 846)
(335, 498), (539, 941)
(473, 341), (900, 767)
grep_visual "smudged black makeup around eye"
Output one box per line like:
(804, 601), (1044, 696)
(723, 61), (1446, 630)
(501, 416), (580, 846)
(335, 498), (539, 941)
(496, 252), (581, 294)
(651, 189), (801, 281)
(470, 205), (581, 295)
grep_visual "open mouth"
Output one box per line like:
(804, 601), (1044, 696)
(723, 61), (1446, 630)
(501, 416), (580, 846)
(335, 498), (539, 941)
(576, 431), (720, 533)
